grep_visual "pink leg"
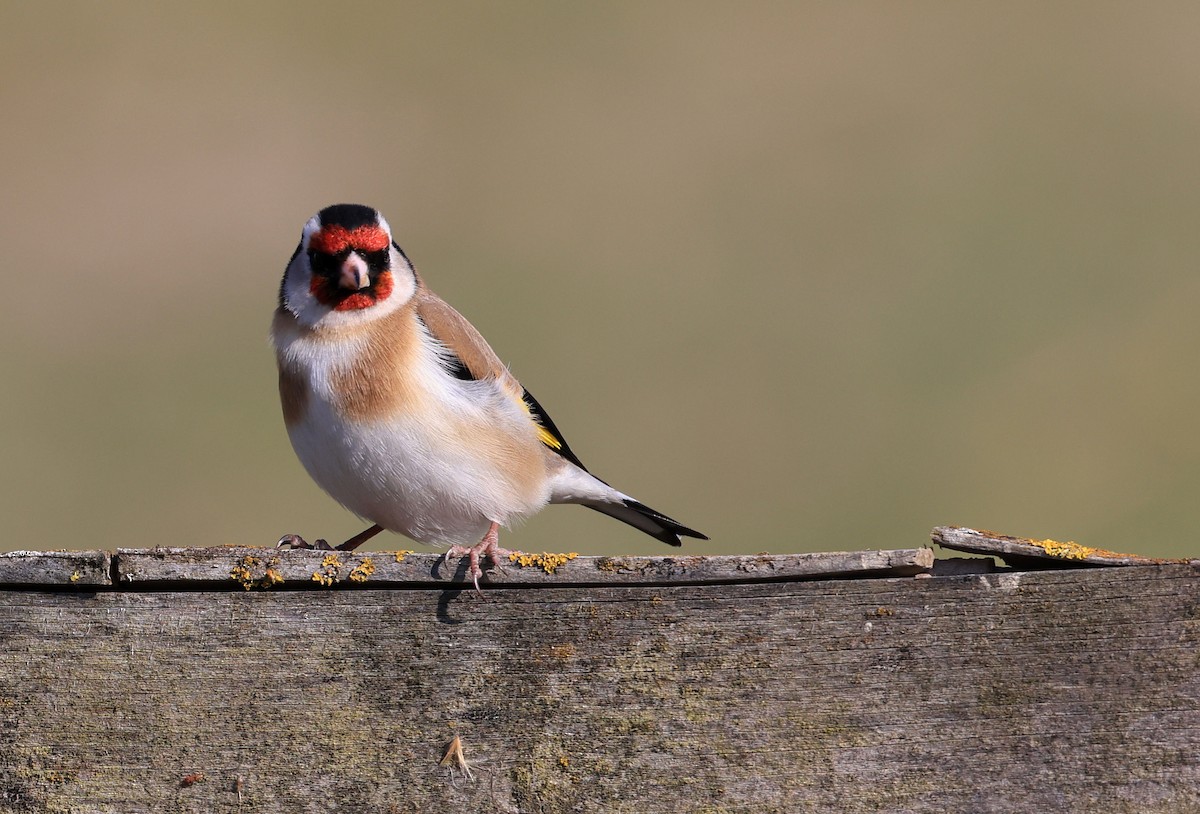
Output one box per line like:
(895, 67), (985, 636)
(444, 522), (513, 591)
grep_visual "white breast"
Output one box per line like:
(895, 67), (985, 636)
(277, 322), (551, 547)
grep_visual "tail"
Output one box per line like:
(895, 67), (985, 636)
(585, 498), (708, 547)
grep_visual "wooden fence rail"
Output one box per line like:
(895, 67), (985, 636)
(0, 528), (1196, 813)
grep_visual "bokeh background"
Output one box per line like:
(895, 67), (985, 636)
(3, 3), (1200, 559)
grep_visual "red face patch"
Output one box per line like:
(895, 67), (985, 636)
(310, 270), (395, 311)
(308, 225), (391, 255)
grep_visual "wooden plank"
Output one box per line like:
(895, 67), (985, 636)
(0, 565), (1197, 813)
(114, 546), (935, 588)
(0, 549), (111, 586)
(932, 525), (1197, 567)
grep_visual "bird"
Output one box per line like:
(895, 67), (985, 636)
(271, 203), (707, 587)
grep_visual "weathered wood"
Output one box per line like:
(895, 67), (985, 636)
(933, 525), (1198, 567)
(0, 549), (111, 586)
(113, 546), (935, 588)
(1, 558), (1198, 813)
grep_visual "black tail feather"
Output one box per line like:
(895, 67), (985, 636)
(585, 499), (708, 547)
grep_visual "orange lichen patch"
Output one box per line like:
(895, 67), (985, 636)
(558, 756), (570, 770)
(231, 555), (285, 590)
(230, 556), (260, 590)
(508, 551), (579, 574)
(1023, 537), (1132, 561)
(393, 550), (415, 563)
(348, 557), (376, 583)
(180, 772), (206, 787)
(312, 553), (343, 587)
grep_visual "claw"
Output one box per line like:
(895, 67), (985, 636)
(443, 522), (512, 592)
(276, 535), (332, 550)
(279, 524), (383, 551)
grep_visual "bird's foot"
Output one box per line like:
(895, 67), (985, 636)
(277, 524), (383, 551)
(276, 534), (334, 550)
(443, 522), (512, 592)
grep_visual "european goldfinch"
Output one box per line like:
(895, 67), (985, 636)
(272, 203), (707, 587)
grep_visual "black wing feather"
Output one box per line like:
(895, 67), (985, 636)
(522, 387), (590, 472)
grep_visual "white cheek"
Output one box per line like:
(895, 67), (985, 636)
(284, 266), (322, 326)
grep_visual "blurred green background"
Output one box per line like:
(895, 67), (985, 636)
(3, 3), (1199, 559)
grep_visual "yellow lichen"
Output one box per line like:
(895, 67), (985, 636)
(393, 550), (415, 563)
(1030, 538), (1085, 559)
(230, 556), (260, 590)
(69, 570), (81, 583)
(231, 555), (285, 590)
(348, 557), (376, 583)
(557, 756), (570, 769)
(1025, 537), (1129, 561)
(507, 551), (579, 574)
(312, 553), (343, 587)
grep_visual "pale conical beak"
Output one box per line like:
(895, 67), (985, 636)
(338, 254), (371, 290)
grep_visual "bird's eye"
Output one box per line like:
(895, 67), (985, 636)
(308, 250), (338, 277)
(363, 250), (389, 270)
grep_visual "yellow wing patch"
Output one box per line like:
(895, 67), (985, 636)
(537, 424), (562, 450)
(520, 386), (588, 470)
(513, 387), (563, 450)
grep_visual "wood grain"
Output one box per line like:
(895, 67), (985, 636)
(113, 546), (935, 588)
(0, 559), (1197, 812)
(0, 549), (110, 586)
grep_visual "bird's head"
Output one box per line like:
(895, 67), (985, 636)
(280, 203), (417, 328)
